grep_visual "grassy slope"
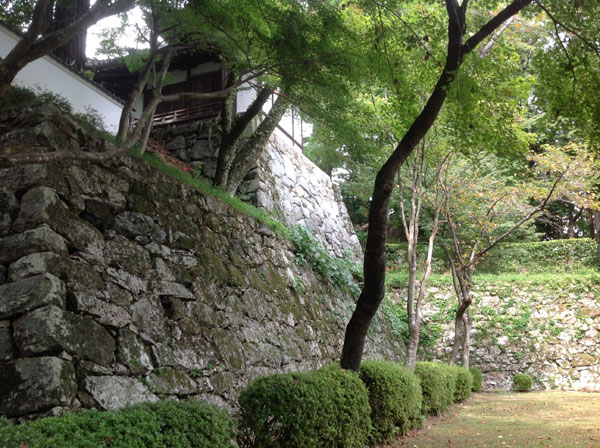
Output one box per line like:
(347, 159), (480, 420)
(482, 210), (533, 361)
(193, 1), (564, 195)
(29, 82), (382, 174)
(388, 392), (600, 448)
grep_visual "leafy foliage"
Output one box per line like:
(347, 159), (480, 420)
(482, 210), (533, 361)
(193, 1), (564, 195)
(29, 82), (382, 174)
(237, 367), (371, 448)
(359, 360), (423, 443)
(0, 400), (236, 448)
(513, 373), (533, 392)
(289, 224), (360, 296)
(469, 366), (483, 392)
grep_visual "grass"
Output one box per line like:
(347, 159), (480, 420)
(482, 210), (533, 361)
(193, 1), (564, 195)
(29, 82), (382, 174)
(131, 149), (290, 237)
(386, 391), (600, 448)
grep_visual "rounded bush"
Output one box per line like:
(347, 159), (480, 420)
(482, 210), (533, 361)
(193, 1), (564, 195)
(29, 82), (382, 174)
(469, 366), (483, 392)
(513, 373), (533, 392)
(0, 400), (236, 448)
(452, 366), (473, 401)
(238, 367), (370, 448)
(414, 362), (454, 415)
(359, 360), (423, 443)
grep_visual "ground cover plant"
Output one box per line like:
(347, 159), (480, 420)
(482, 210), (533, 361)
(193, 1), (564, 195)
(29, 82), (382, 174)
(387, 391), (600, 448)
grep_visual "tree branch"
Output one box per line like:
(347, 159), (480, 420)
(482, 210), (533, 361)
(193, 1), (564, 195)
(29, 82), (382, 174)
(462, 0), (533, 56)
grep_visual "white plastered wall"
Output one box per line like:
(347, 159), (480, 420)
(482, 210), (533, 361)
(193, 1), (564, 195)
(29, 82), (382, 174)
(0, 24), (123, 133)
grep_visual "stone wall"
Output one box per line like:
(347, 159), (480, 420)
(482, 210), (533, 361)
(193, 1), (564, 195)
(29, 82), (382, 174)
(391, 279), (600, 390)
(0, 106), (401, 421)
(153, 122), (362, 261)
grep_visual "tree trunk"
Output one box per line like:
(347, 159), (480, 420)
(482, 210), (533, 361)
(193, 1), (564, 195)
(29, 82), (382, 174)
(567, 206), (576, 238)
(340, 0), (469, 372)
(448, 263), (472, 366)
(593, 210), (600, 260)
(214, 86), (273, 188)
(341, 0), (533, 372)
(0, 0), (134, 95)
(225, 94), (289, 194)
(47, 0), (90, 71)
(405, 321), (421, 370)
(461, 311), (472, 368)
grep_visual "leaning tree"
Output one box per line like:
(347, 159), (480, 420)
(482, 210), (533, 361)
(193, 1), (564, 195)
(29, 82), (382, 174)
(340, 0), (542, 371)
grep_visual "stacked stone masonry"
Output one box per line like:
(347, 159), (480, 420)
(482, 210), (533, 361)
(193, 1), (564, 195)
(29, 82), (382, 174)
(390, 283), (600, 391)
(0, 106), (400, 421)
(153, 122), (362, 261)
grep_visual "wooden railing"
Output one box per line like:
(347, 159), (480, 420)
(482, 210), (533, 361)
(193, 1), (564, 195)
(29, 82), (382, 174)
(152, 102), (222, 126)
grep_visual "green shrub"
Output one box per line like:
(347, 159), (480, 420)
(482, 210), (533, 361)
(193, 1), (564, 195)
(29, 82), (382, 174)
(513, 373), (533, 392)
(238, 367), (371, 448)
(414, 362), (454, 415)
(469, 366), (483, 392)
(453, 366), (473, 401)
(359, 360), (423, 443)
(0, 400), (235, 448)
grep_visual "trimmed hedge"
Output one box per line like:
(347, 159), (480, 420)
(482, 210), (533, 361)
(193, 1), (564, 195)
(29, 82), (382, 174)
(0, 400), (235, 448)
(513, 373), (533, 392)
(238, 367), (371, 448)
(414, 362), (455, 415)
(359, 360), (422, 443)
(452, 366), (473, 401)
(469, 366), (483, 392)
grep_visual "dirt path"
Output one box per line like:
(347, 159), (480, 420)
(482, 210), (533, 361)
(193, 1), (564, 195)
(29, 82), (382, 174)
(382, 391), (600, 448)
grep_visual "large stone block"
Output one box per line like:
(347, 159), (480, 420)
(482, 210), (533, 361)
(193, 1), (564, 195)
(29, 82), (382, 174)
(0, 224), (68, 265)
(0, 164), (48, 194)
(0, 273), (66, 319)
(0, 356), (76, 417)
(0, 320), (14, 361)
(13, 305), (116, 366)
(8, 252), (60, 281)
(114, 211), (167, 244)
(83, 376), (158, 411)
(130, 297), (168, 342)
(116, 328), (154, 374)
(13, 186), (104, 258)
(72, 291), (131, 328)
(147, 368), (198, 395)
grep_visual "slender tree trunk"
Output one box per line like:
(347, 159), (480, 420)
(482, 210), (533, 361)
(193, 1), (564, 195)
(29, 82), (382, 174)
(116, 21), (162, 143)
(448, 261), (472, 366)
(567, 206), (576, 238)
(461, 311), (472, 368)
(593, 210), (600, 260)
